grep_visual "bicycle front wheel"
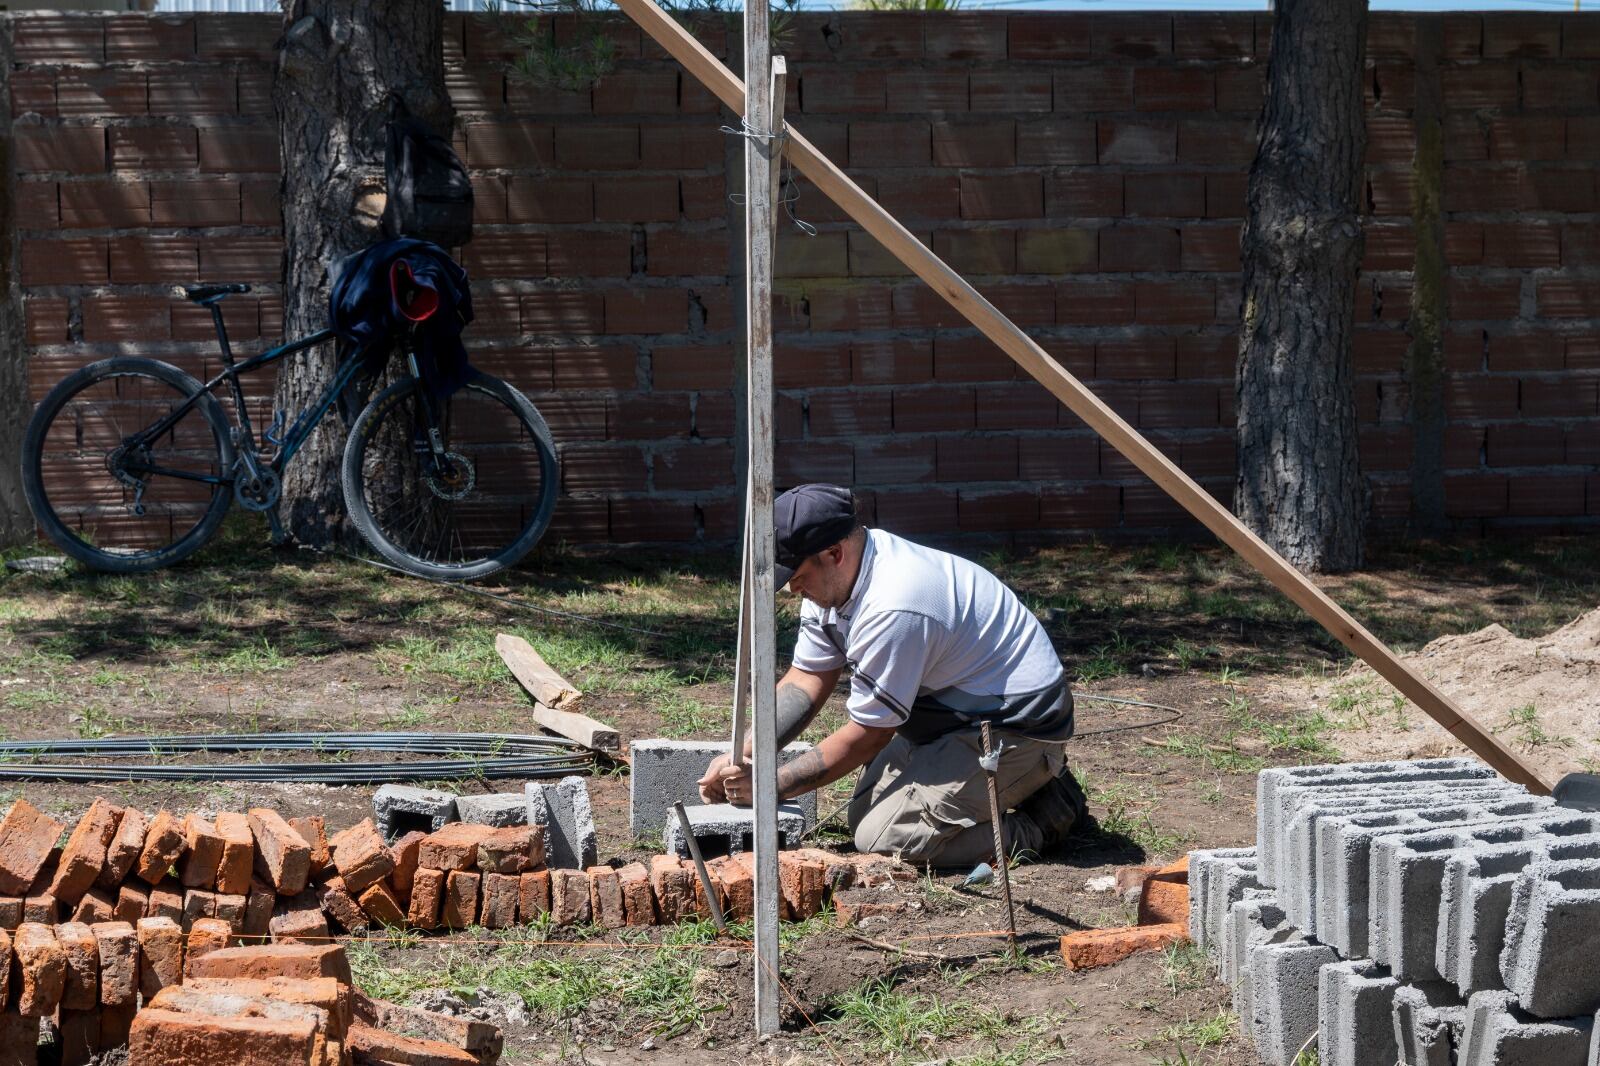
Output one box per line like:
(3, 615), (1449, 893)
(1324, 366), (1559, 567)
(21, 357), (236, 573)
(342, 371), (559, 581)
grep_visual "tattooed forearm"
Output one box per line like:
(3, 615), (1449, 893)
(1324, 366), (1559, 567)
(776, 749), (829, 800)
(773, 682), (822, 748)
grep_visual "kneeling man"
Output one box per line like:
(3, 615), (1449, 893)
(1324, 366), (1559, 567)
(700, 483), (1087, 866)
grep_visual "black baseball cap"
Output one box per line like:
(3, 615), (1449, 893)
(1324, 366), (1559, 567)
(774, 483), (857, 589)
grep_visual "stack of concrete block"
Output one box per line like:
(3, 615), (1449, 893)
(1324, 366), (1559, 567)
(372, 776), (600, 870)
(628, 739), (819, 845)
(1191, 758), (1600, 1066)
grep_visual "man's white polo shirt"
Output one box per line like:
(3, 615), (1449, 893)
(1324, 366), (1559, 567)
(790, 527), (1066, 734)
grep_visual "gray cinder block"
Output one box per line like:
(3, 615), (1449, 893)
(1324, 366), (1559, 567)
(1459, 989), (1591, 1066)
(1188, 847), (1255, 955)
(628, 739), (818, 841)
(525, 776), (597, 870)
(1439, 834), (1600, 998)
(454, 792), (530, 827)
(1226, 894), (1295, 1028)
(1316, 795), (1550, 960)
(1318, 960), (1402, 1066)
(661, 802), (807, 858)
(1256, 759), (1498, 889)
(1393, 983), (1467, 1066)
(373, 784), (458, 841)
(1500, 858), (1600, 1018)
(1248, 937), (1338, 1066)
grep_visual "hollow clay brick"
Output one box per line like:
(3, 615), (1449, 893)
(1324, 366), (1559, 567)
(185, 975), (349, 1042)
(481, 872), (519, 929)
(136, 916), (184, 1000)
(98, 807), (147, 889)
(587, 866), (625, 929)
(407, 869), (445, 930)
(708, 855), (754, 922)
(317, 877), (368, 933)
(418, 823), (492, 872)
(55, 921), (98, 1011)
(287, 816), (329, 878)
(185, 942), (352, 984)
(1059, 923), (1186, 971)
(332, 819), (394, 896)
(1138, 877), (1191, 926)
(551, 869), (591, 926)
(186, 916), (234, 965)
(244, 881), (274, 940)
(618, 862), (657, 926)
(0, 801), (64, 897)
(135, 810), (187, 885)
(778, 852), (826, 920)
(214, 891), (247, 933)
(0, 898), (21, 930)
(92, 921), (137, 1008)
(182, 888), (217, 931)
(442, 871), (480, 929)
(248, 809), (311, 896)
(13, 923), (65, 1017)
(48, 799), (120, 904)
(348, 1022), (478, 1066)
(214, 813), (255, 895)
(358, 880), (406, 928)
(20, 894), (55, 925)
(518, 869), (551, 921)
(269, 890), (329, 944)
(180, 814), (224, 889)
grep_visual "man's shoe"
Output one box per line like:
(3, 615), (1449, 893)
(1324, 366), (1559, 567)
(1016, 765), (1091, 851)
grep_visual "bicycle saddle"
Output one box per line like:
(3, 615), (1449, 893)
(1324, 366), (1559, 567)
(182, 283), (252, 302)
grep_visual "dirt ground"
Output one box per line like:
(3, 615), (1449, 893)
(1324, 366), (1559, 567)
(3, 532), (1598, 1064)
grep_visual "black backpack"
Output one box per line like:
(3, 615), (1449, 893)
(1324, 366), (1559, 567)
(382, 100), (474, 249)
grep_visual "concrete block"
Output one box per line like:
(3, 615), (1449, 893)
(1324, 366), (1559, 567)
(1256, 758), (1498, 888)
(1187, 846), (1254, 955)
(628, 739), (818, 841)
(1282, 782), (1525, 936)
(453, 794), (528, 828)
(1459, 989), (1591, 1066)
(525, 777), (597, 871)
(1393, 982), (1467, 1066)
(1248, 936), (1337, 1066)
(1225, 893), (1296, 1028)
(1318, 959), (1402, 1066)
(1210, 859), (1261, 970)
(372, 785), (457, 842)
(1440, 834), (1600, 997)
(1374, 813), (1600, 983)
(1501, 858), (1600, 1018)
(662, 803), (807, 859)
(1315, 794), (1551, 960)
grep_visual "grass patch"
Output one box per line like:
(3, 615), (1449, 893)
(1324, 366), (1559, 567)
(1145, 1009), (1236, 1060)
(1083, 776), (1186, 860)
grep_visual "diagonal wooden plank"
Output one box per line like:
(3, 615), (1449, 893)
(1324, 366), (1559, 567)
(612, 0), (1549, 793)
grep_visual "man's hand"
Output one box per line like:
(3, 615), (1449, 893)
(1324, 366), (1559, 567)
(697, 752), (745, 800)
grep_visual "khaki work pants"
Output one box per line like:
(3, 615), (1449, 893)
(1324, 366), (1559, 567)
(845, 729), (1066, 867)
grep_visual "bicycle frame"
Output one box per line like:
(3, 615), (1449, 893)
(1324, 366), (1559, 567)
(124, 313), (365, 488)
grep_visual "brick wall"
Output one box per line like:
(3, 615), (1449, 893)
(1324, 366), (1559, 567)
(7, 10), (1599, 545)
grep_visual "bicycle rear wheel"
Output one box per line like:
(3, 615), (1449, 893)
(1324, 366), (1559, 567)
(342, 370), (559, 581)
(21, 358), (235, 573)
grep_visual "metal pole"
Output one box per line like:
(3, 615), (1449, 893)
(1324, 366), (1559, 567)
(742, 0), (781, 1036)
(673, 801), (728, 934)
(979, 721), (1019, 957)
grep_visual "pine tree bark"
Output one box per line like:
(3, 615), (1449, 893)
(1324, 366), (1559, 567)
(1236, 0), (1369, 573)
(271, 0), (451, 547)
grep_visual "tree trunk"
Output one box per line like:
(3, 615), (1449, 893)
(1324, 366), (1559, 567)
(0, 24), (32, 549)
(1236, 0), (1369, 573)
(271, 0), (450, 548)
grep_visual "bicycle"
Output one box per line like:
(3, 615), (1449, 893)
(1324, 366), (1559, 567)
(22, 282), (559, 581)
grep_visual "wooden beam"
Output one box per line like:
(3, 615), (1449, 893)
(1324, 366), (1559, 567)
(496, 635), (619, 753)
(612, 0), (1550, 794)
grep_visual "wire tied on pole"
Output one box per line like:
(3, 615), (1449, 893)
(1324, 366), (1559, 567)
(722, 118), (816, 236)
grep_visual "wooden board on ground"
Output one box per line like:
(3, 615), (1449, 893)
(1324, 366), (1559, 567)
(496, 634), (618, 753)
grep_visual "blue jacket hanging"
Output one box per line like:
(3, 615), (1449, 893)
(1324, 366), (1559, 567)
(327, 237), (474, 420)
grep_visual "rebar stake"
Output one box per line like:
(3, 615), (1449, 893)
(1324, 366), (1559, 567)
(673, 801), (728, 933)
(979, 721), (1019, 958)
